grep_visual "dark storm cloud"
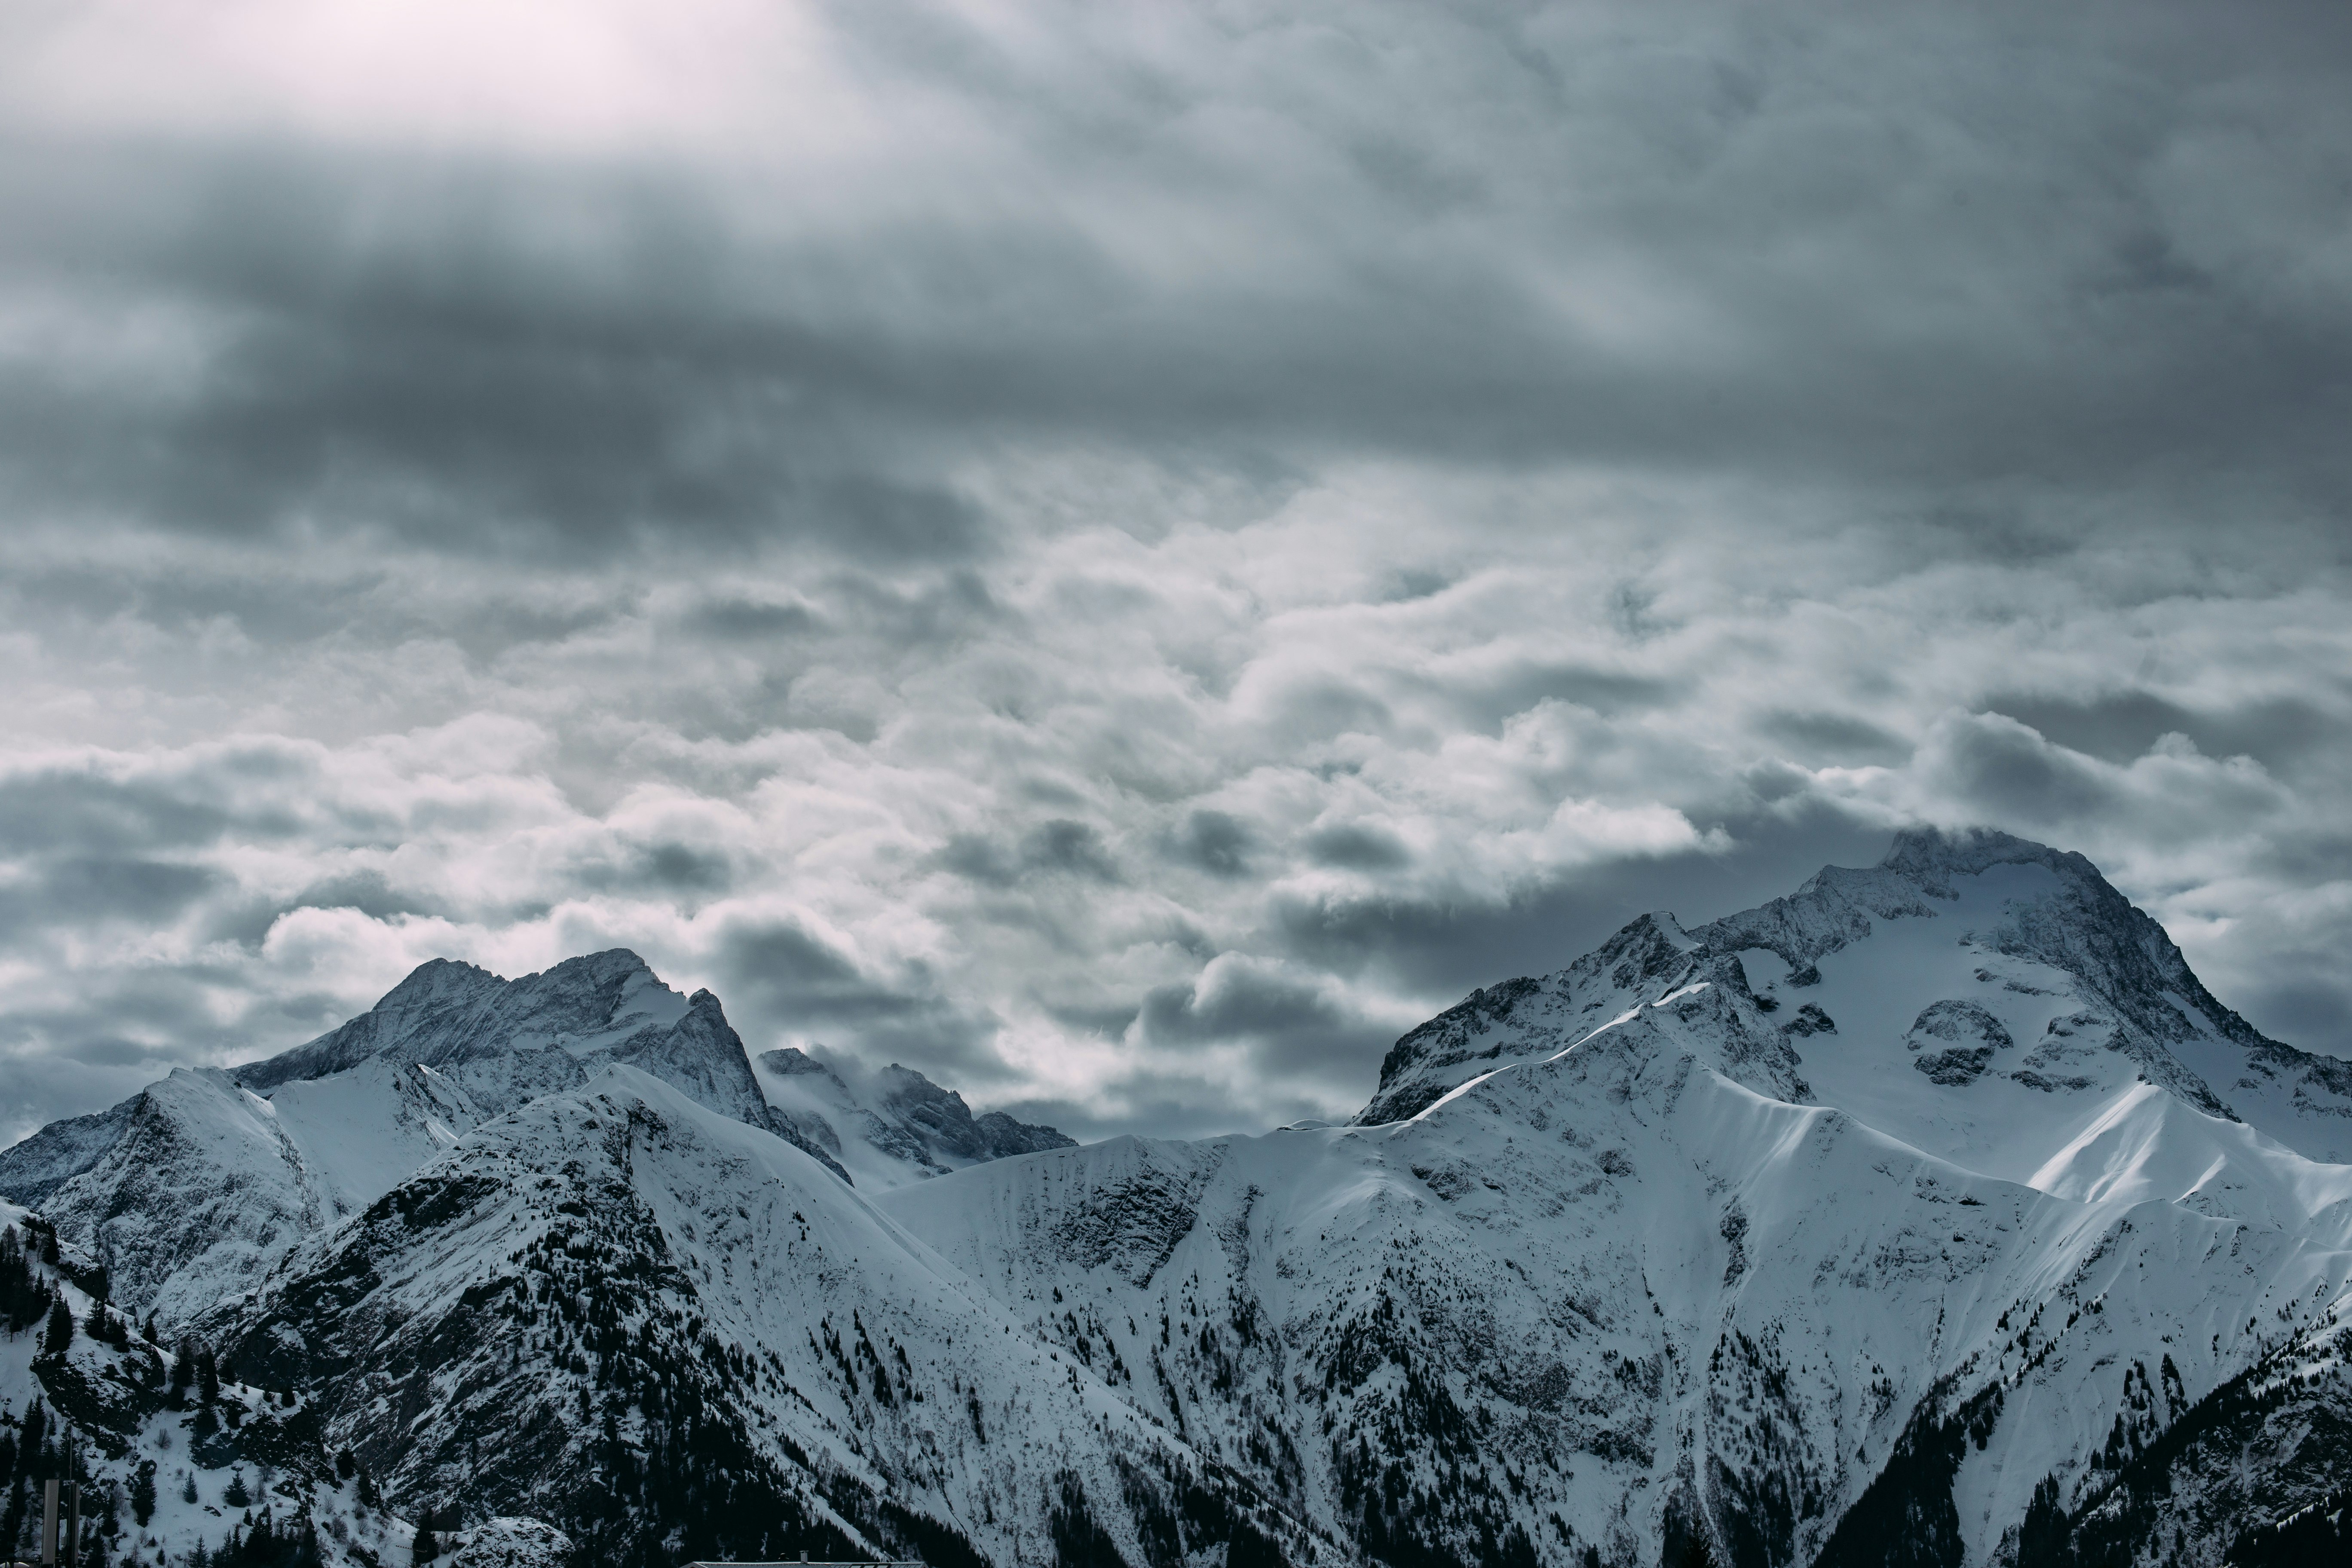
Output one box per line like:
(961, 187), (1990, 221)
(1, 0), (2349, 1145)
(1981, 692), (2336, 773)
(0, 145), (1002, 564)
(710, 917), (1001, 1081)
(1301, 824), (1412, 873)
(1167, 811), (1257, 879)
(938, 820), (1122, 889)
(0, 1), (2347, 574)
(1136, 959), (1376, 1081)
(1272, 808), (1898, 998)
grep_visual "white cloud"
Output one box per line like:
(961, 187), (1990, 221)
(2, 0), (2349, 1144)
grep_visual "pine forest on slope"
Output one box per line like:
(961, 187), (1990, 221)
(2, 826), (2350, 1568)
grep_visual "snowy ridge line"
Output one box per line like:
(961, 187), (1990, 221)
(6, 824), (2352, 1567)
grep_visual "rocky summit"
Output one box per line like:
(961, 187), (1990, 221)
(3, 826), (2350, 1568)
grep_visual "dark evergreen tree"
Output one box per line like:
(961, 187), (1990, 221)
(1674, 1535), (1721, 1568)
(224, 1472), (251, 1509)
(183, 1473), (200, 1505)
(132, 1462), (157, 1527)
(43, 1296), (73, 1355)
(0, 1476), (23, 1562)
(21, 1400), (47, 1472)
(168, 1335), (195, 1410)
(1228, 1519), (1287, 1568)
(0, 1227), (47, 1335)
(411, 1522), (439, 1563)
(197, 1349), (220, 1405)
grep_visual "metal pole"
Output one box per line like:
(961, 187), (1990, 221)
(39, 1480), (56, 1566)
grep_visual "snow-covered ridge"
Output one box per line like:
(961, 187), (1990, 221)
(193, 1068), (1316, 1568)
(0, 948), (1061, 1320)
(8, 825), (2352, 1567)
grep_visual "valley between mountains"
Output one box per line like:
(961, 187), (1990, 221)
(4, 827), (2350, 1568)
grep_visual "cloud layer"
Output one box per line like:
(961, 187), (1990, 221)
(3, 0), (2349, 1143)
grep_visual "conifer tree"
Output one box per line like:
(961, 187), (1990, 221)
(43, 1296), (73, 1354)
(132, 1462), (157, 1526)
(224, 1471), (251, 1509)
(168, 1341), (196, 1409)
(197, 1350), (220, 1404)
(412, 1521), (439, 1563)
(183, 1473), (200, 1505)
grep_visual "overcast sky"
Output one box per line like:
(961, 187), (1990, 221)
(3, 0), (2350, 1146)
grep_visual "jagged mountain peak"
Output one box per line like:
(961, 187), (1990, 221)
(9, 832), (2352, 1568)
(751, 1046), (1076, 1189)
(226, 945), (690, 1105)
(0, 947), (781, 1321)
(373, 952), (503, 1004)
(1363, 825), (2352, 1167)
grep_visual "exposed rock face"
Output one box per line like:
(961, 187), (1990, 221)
(447, 1516), (574, 1568)
(0, 1096), (141, 1208)
(1906, 1000), (2013, 1085)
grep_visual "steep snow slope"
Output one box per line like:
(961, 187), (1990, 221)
(0, 1200), (405, 1568)
(5, 953), (788, 1323)
(1999, 1284), (2352, 1565)
(1367, 830), (2352, 1187)
(888, 970), (2352, 1568)
(0, 1098), (141, 1209)
(201, 1069), (1320, 1568)
(753, 1047), (1076, 1191)
(24, 1060), (487, 1322)
(1695, 830), (2352, 1165)
(29, 1068), (351, 1323)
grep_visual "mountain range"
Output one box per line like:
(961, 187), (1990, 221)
(2, 826), (2348, 1568)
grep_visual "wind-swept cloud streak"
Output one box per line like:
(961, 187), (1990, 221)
(2, 0), (2349, 1144)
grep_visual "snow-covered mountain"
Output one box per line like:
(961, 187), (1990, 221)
(3, 826), (2350, 1567)
(0, 949), (1063, 1323)
(190, 1069), (1305, 1568)
(754, 1047), (1076, 1191)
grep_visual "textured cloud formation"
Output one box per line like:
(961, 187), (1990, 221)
(2, 0), (2349, 1144)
